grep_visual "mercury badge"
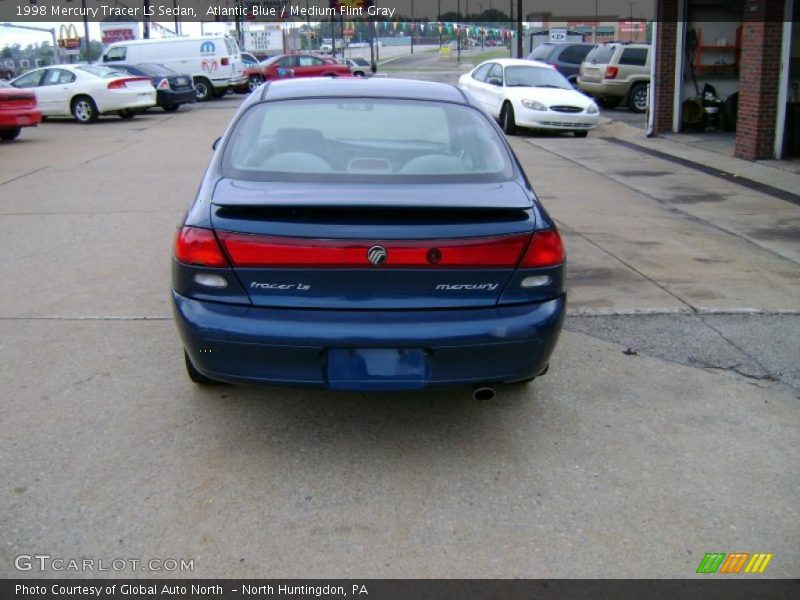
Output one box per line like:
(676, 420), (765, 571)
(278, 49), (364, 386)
(367, 246), (388, 266)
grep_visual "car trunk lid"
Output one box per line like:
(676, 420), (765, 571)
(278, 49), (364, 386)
(210, 179), (536, 309)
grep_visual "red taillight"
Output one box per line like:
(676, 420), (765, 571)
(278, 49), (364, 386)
(549, 63), (559, 71)
(216, 232), (532, 269)
(519, 230), (565, 268)
(174, 227), (229, 267)
(221, 57), (230, 66)
(107, 77), (151, 90)
(157, 78), (170, 90)
(605, 66), (619, 79)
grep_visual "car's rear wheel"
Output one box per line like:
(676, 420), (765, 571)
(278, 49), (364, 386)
(247, 75), (263, 93)
(628, 83), (648, 113)
(118, 110), (136, 119)
(353, 71), (365, 77)
(71, 96), (98, 124)
(501, 102), (517, 135)
(194, 77), (213, 102)
(162, 104), (180, 112)
(184, 351), (222, 385)
(574, 130), (589, 138)
(0, 127), (21, 141)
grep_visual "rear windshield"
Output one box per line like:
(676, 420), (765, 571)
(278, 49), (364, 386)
(584, 46), (616, 64)
(222, 98), (514, 184)
(528, 44), (554, 61)
(136, 63), (175, 76)
(77, 65), (130, 79)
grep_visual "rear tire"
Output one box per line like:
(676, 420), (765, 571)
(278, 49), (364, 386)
(194, 77), (213, 102)
(71, 95), (98, 124)
(162, 104), (180, 112)
(501, 102), (517, 135)
(184, 351), (222, 385)
(0, 127), (21, 141)
(119, 110), (136, 119)
(628, 83), (648, 113)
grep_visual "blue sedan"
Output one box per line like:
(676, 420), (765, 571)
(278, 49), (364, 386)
(172, 78), (566, 395)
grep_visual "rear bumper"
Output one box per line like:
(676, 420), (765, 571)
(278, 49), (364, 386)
(156, 89), (196, 107)
(173, 292), (566, 390)
(0, 108), (42, 128)
(577, 79), (629, 99)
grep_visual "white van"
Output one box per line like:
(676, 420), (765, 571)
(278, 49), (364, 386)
(101, 36), (246, 101)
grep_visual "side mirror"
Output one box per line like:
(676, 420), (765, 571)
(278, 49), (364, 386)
(212, 137), (221, 151)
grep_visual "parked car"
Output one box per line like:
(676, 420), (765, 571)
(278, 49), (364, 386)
(458, 58), (599, 136)
(172, 78), (565, 392)
(1, 67), (15, 80)
(10, 65), (156, 123)
(0, 80), (42, 140)
(106, 63), (195, 112)
(345, 57), (373, 77)
(526, 42), (597, 87)
(100, 36), (247, 102)
(240, 52), (260, 67)
(248, 54), (352, 87)
(577, 43), (651, 112)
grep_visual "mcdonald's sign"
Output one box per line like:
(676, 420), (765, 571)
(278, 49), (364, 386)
(696, 552), (773, 574)
(57, 24), (80, 50)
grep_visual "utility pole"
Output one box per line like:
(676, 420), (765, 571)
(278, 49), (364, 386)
(629, 2), (636, 42)
(593, 0), (598, 43)
(438, 0), (442, 47)
(516, 0), (522, 58)
(80, 0), (91, 58)
(173, 0), (180, 35)
(143, 0), (151, 39)
(457, 0), (461, 62)
(410, 0), (414, 55)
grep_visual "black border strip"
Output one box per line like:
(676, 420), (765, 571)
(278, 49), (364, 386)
(601, 137), (800, 208)
(3, 579), (800, 600)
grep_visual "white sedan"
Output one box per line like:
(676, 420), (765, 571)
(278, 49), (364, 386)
(459, 58), (599, 137)
(10, 64), (156, 124)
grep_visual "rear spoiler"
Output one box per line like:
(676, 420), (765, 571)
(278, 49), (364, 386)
(211, 179), (534, 210)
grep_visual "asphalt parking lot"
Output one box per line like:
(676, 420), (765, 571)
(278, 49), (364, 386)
(1, 95), (798, 579)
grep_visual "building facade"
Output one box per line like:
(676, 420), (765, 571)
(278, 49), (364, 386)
(651, 0), (799, 160)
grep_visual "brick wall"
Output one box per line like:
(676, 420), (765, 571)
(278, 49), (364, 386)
(734, 0), (785, 160)
(652, 0), (678, 134)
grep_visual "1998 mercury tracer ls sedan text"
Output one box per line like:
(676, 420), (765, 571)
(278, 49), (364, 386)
(172, 78), (566, 394)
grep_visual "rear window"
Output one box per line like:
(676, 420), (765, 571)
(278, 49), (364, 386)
(559, 44), (595, 64)
(222, 98), (513, 184)
(77, 65), (130, 79)
(585, 46), (615, 64)
(528, 44), (554, 61)
(619, 47), (649, 66)
(136, 63), (175, 76)
(224, 37), (240, 56)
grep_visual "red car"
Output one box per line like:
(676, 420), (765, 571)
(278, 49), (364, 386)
(245, 54), (352, 92)
(0, 81), (42, 141)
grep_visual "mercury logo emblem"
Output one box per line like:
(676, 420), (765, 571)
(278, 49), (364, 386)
(367, 246), (387, 266)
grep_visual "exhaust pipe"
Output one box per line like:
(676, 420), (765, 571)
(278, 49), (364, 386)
(473, 385), (496, 401)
